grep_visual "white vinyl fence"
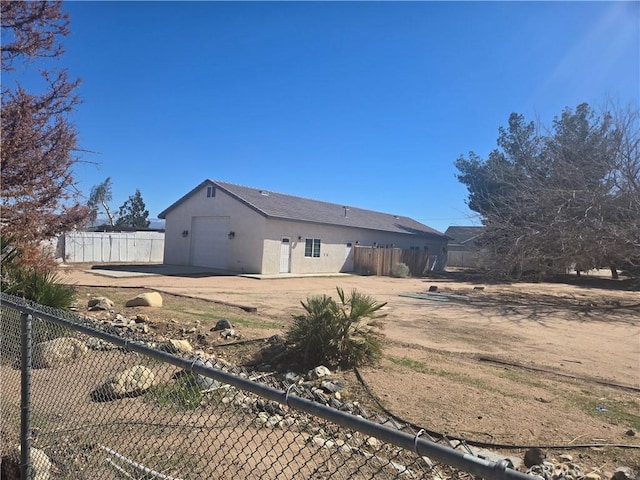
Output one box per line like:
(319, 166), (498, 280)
(60, 231), (164, 263)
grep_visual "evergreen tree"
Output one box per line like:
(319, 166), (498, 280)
(116, 189), (150, 228)
(455, 103), (639, 278)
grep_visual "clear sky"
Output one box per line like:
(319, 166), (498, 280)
(50, 1), (640, 232)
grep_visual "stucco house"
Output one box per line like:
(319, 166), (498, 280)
(158, 180), (448, 275)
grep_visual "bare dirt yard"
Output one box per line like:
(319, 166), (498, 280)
(58, 264), (640, 473)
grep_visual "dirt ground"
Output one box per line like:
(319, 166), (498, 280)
(58, 264), (640, 472)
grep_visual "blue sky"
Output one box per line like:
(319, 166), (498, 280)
(40, 2), (640, 231)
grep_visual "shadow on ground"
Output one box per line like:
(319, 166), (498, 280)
(89, 264), (232, 277)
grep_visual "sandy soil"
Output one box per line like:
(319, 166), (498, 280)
(55, 265), (640, 471)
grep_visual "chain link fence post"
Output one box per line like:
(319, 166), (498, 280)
(20, 311), (33, 480)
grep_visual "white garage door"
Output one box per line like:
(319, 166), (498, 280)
(190, 216), (229, 269)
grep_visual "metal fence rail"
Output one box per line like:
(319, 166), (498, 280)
(0, 293), (535, 480)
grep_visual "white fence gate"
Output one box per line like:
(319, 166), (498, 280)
(60, 231), (164, 263)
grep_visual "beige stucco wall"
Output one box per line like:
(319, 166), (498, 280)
(164, 184), (447, 274)
(163, 186), (266, 272)
(262, 218), (447, 275)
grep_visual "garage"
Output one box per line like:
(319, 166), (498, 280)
(190, 216), (229, 269)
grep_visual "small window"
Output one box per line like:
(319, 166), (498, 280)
(304, 238), (321, 258)
(206, 186), (215, 198)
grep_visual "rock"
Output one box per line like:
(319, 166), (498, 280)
(125, 292), (163, 307)
(320, 379), (345, 393)
(1, 445), (51, 480)
(134, 314), (149, 323)
(471, 447), (521, 470)
(220, 328), (238, 339)
(256, 412), (269, 425)
(366, 436), (380, 448)
(268, 334), (283, 344)
(585, 473), (601, 480)
(166, 339), (193, 354)
(558, 454), (573, 462)
(87, 296), (114, 311)
(95, 365), (155, 399)
(312, 436), (335, 449)
(284, 372), (301, 383)
(191, 357), (222, 390)
(524, 447), (546, 468)
(625, 429), (636, 437)
(85, 337), (117, 351)
(308, 365), (331, 379)
(213, 319), (233, 331)
(612, 467), (635, 480)
(32, 337), (88, 368)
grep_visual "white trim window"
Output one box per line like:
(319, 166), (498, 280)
(206, 186), (216, 198)
(304, 238), (321, 258)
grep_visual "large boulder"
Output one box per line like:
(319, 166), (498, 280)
(32, 337), (88, 369)
(93, 365), (155, 400)
(125, 292), (163, 307)
(1, 445), (51, 480)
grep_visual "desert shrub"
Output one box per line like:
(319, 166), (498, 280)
(391, 262), (410, 278)
(286, 287), (386, 369)
(1, 234), (75, 363)
(1, 234), (75, 310)
(4, 268), (75, 310)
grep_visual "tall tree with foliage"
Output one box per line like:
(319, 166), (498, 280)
(1, 1), (87, 265)
(116, 189), (150, 228)
(87, 177), (115, 226)
(455, 103), (639, 278)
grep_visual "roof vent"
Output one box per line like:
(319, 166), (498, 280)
(259, 190), (269, 196)
(343, 206), (349, 217)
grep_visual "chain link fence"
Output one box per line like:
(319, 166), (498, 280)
(1, 293), (535, 480)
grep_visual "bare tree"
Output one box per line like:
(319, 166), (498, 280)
(1, 1), (87, 265)
(87, 177), (115, 227)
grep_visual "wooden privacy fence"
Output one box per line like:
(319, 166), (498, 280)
(353, 246), (430, 277)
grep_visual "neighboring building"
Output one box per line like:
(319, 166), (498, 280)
(444, 226), (486, 268)
(159, 180), (448, 275)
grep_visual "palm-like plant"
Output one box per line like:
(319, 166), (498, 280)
(1, 234), (75, 310)
(287, 287), (386, 369)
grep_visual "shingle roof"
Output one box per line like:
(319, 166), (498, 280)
(159, 179), (445, 238)
(444, 226), (486, 245)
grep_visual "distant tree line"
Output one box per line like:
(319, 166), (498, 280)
(455, 103), (639, 279)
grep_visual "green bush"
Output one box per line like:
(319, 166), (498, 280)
(391, 262), (410, 278)
(3, 268), (75, 310)
(1, 235), (75, 364)
(286, 287), (386, 369)
(2, 234), (75, 310)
